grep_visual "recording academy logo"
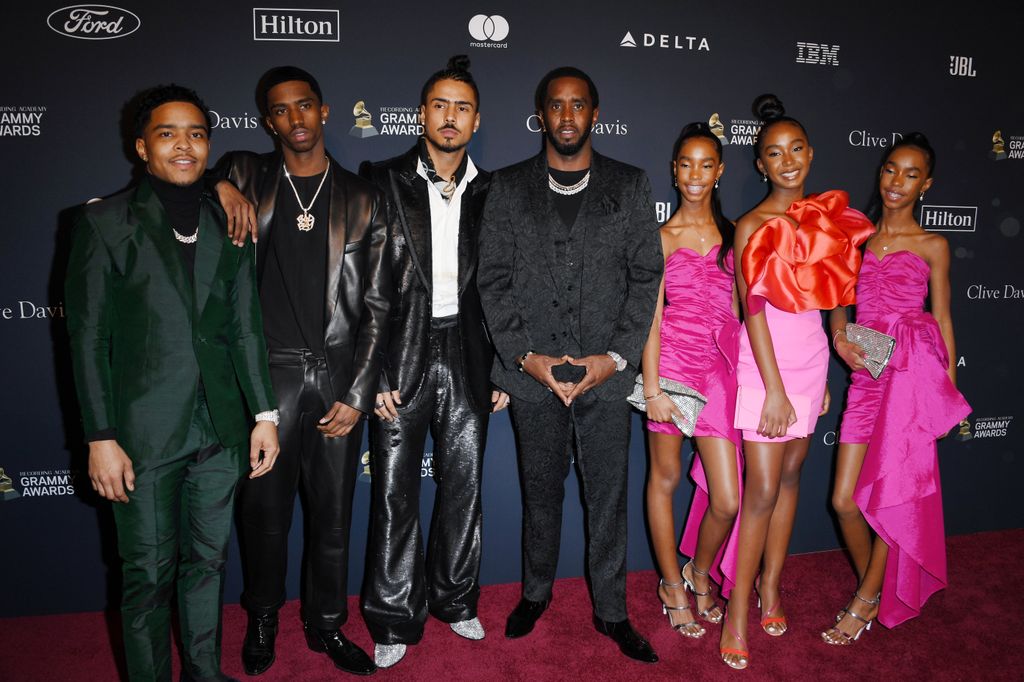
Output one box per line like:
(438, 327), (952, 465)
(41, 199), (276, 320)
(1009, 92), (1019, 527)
(47, 5), (140, 40)
(619, 31), (710, 51)
(468, 14), (509, 48)
(14, 469), (79, 498)
(795, 42), (840, 66)
(0, 467), (19, 501)
(848, 130), (903, 148)
(525, 115), (628, 136)
(949, 55), (977, 77)
(966, 415), (1013, 439)
(0, 106), (46, 137)
(921, 205), (977, 232)
(349, 101), (378, 138)
(348, 101), (420, 138)
(1, 300), (65, 320)
(253, 7), (339, 42)
(965, 283), (1024, 300)
(209, 110), (260, 131)
(989, 130), (1024, 160)
(708, 113), (728, 145)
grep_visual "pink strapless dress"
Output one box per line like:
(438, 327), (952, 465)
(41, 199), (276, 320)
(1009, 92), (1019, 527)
(646, 246), (743, 595)
(840, 250), (971, 628)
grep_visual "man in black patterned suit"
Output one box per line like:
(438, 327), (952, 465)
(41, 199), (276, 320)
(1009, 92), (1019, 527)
(476, 66), (662, 662)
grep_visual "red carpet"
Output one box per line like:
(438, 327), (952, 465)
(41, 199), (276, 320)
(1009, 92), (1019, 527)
(3, 530), (1021, 681)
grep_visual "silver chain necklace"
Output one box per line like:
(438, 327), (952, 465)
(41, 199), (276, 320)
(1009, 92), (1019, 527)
(548, 170), (591, 196)
(283, 159), (330, 231)
(173, 226), (199, 244)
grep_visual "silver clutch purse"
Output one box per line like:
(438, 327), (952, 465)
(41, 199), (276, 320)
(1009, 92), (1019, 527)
(627, 375), (708, 437)
(846, 322), (896, 380)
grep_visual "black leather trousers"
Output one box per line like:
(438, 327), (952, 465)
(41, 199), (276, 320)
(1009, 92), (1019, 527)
(238, 348), (362, 630)
(362, 321), (489, 644)
(508, 391), (631, 622)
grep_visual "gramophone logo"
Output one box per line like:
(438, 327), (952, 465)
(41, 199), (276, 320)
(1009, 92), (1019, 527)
(358, 450), (372, 482)
(0, 467), (20, 501)
(990, 130), (1006, 161)
(349, 101), (378, 138)
(708, 113), (727, 145)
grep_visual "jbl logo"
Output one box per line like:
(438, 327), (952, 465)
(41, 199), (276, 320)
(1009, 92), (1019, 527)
(949, 56), (977, 77)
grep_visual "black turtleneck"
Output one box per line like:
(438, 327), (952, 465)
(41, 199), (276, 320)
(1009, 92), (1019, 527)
(149, 173), (204, 275)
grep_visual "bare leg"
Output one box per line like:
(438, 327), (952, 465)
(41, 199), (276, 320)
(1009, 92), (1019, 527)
(757, 437), (812, 635)
(682, 435), (739, 622)
(832, 443), (872, 579)
(645, 430), (703, 636)
(720, 441), (785, 668)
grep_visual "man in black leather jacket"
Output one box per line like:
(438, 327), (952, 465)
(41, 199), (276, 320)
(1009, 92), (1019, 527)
(358, 56), (507, 670)
(212, 66), (390, 677)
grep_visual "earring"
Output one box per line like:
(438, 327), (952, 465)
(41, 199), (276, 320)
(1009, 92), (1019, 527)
(919, 192), (925, 201)
(672, 178), (678, 188)
(141, 155), (148, 161)
(322, 120), (326, 125)
(714, 179), (720, 189)
(762, 173), (768, 183)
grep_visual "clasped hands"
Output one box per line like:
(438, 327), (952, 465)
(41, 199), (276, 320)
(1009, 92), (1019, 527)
(522, 353), (616, 406)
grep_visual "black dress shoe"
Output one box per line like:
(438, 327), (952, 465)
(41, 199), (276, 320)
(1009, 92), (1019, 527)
(594, 617), (659, 663)
(242, 612), (278, 676)
(504, 598), (550, 639)
(304, 624), (377, 676)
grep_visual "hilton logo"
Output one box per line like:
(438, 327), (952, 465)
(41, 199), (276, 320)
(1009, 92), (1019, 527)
(795, 42), (840, 66)
(921, 205), (977, 232)
(949, 56), (977, 77)
(253, 8), (339, 42)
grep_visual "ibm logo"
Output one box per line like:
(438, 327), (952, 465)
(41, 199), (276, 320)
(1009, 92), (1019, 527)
(795, 42), (840, 67)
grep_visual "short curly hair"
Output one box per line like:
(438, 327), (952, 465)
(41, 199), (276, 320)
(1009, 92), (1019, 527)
(132, 83), (212, 139)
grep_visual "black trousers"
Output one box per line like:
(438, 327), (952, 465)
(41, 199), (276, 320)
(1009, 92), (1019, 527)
(508, 392), (631, 622)
(362, 322), (489, 644)
(238, 348), (362, 630)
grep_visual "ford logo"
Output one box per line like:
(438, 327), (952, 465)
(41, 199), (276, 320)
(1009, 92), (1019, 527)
(47, 5), (140, 40)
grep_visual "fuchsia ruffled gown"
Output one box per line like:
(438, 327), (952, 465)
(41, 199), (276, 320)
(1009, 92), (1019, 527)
(645, 245), (743, 595)
(840, 249), (971, 627)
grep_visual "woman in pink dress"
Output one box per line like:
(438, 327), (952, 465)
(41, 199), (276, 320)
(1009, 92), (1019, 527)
(720, 94), (873, 670)
(823, 134), (970, 644)
(641, 122), (742, 640)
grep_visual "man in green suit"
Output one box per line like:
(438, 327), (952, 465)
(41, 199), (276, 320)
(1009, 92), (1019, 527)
(65, 84), (280, 682)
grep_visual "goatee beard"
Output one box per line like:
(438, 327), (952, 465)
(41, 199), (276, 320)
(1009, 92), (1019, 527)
(546, 126), (591, 157)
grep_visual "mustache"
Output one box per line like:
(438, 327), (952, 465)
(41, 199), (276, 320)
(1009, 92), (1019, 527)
(439, 123), (460, 131)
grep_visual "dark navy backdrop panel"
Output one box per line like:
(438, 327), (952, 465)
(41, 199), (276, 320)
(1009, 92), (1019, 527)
(1, 0), (1020, 616)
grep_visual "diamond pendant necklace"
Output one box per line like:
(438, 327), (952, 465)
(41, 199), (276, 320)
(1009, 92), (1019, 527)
(283, 158), (330, 231)
(548, 170), (591, 195)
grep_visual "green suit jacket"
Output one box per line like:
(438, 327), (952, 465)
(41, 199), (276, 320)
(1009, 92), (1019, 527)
(65, 178), (276, 461)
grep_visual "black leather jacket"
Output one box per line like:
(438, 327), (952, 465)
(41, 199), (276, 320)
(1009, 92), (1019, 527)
(214, 150), (391, 414)
(360, 146), (495, 411)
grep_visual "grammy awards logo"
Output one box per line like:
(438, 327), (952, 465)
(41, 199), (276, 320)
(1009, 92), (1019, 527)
(991, 130), (1006, 161)
(349, 101), (378, 138)
(0, 467), (20, 501)
(358, 450), (372, 482)
(708, 113), (727, 145)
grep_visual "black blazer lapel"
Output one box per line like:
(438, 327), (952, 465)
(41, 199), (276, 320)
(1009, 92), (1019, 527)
(255, 156), (281, 279)
(457, 171), (488, 294)
(390, 159), (432, 294)
(130, 179), (192, 315)
(324, 156), (349, 326)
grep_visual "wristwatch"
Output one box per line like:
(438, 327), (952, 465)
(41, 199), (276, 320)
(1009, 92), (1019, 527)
(606, 351), (627, 372)
(516, 350), (535, 373)
(254, 409), (281, 426)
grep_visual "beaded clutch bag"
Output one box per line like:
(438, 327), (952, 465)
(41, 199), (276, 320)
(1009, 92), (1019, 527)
(846, 322), (896, 380)
(627, 375), (708, 437)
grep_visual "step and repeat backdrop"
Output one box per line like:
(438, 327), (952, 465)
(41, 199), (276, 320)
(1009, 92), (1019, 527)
(1, 1), (1021, 616)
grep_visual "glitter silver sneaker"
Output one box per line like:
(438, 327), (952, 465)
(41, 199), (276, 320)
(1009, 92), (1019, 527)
(373, 643), (407, 668)
(450, 617), (486, 640)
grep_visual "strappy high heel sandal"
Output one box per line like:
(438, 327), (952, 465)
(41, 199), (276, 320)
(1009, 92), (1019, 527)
(821, 591), (880, 645)
(658, 577), (706, 638)
(755, 580), (787, 636)
(719, 607), (749, 670)
(681, 560), (724, 624)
